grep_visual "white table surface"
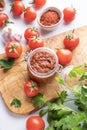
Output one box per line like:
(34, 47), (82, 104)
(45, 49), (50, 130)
(0, 0), (87, 130)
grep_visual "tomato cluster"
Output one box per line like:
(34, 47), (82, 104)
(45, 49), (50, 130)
(0, 0), (47, 57)
(23, 79), (45, 130)
(24, 27), (44, 50)
(10, 0), (46, 23)
(56, 30), (80, 66)
(10, 1), (36, 22)
(55, 7), (79, 66)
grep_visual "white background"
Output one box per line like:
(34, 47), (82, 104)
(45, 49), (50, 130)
(0, 0), (87, 130)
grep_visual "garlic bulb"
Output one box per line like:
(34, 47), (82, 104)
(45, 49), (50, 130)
(2, 24), (22, 44)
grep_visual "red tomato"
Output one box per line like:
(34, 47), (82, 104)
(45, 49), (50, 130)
(34, 0), (46, 8)
(56, 49), (72, 66)
(24, 7), (37, 22)
(63, 33), (79, 51)
(26, 116), (45, 130)
(5, 41), (22, 58)
(24, 27), (40, 41)
(11, 1), (25, 16)
(63, 7), (76, 23)
(28, 36), (44, 50)
(24, 80), (39, 97)
(0, 13), (9, 27)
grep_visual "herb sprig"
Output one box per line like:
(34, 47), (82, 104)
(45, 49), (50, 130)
(39, 64), (87, 130)
(10, 97), (22, 108)
(0, 58), (15, 69)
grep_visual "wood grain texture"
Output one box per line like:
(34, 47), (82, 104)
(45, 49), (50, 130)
(0, 46), (61, 115)
(0, 25), (87, 115)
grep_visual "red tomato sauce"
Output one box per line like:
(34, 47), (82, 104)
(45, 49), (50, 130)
(30, 51), (56, 73)
(40, 10), (60, 26)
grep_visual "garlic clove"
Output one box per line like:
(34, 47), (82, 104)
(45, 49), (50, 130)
(2, 24), (22, 44)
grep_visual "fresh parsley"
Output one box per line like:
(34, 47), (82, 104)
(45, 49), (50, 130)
(69, 65), (85, 78)
(0, 58), (15, 69)
(73, 84), (87, 112)
(50, 112), (87, 130)
(59, 90), (67, 104)
(55, 77), (66, 86)
(10, 97), (22, 108)
(32, 93), (47, 108)
(79, 72), (87, 81)
(39, 64), (87, 130)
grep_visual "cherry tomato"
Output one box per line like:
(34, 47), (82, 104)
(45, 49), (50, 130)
(63, 7), (76, 23)
(56, 49), (72, 66)
(0, 13), (9, 27)
(28, 36), (44, 50)
(63, 32), (79, 51)
(24, 27), (40, 41)
(24, 7), (37, 23)
(34, 0), (46, 8)
(5, 41), (22, 58)
(11, 1), (25, 16)
(26, 116), (45, 130)
(24, 80), (39, 97)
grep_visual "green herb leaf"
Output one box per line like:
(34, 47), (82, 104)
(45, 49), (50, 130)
(80, 85), (87, 110)
(54, 112), (86, 130)
(0, 58), (15, 69)
(39, 109), (48, 117)
(60, 91), (67, 104)
(69, 66), (85, 78)
(43, 65), (87, 130)
(32, 93), (47, 108)
(84, 62), (87, 68)
(46, 126), (54, 130)
(79, 72), (87, 81)
(55, 77), (66, 86)
(73, 84), (87, 112)
(48, 103), (76, 118)
(73, 85), (81, 97)
(10, 97), (21, 108)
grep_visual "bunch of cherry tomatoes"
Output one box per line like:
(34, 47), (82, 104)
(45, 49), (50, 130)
(10, 0), (46, 22)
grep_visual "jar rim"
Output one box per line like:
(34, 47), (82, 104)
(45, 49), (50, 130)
(27, 47), (59, 78)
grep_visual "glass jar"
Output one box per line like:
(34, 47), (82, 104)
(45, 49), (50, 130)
(58, 65), (74, 92)
(27, 47), (62, 83)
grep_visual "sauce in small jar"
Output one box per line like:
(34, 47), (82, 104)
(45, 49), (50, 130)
(27, 47), (59, 83)
(40, 9), (60, 26)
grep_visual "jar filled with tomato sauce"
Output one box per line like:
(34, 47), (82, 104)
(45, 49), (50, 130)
(27, 47), (62, 83)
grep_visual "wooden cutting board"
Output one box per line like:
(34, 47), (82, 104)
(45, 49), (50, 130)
(0, 25), (87, 115)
